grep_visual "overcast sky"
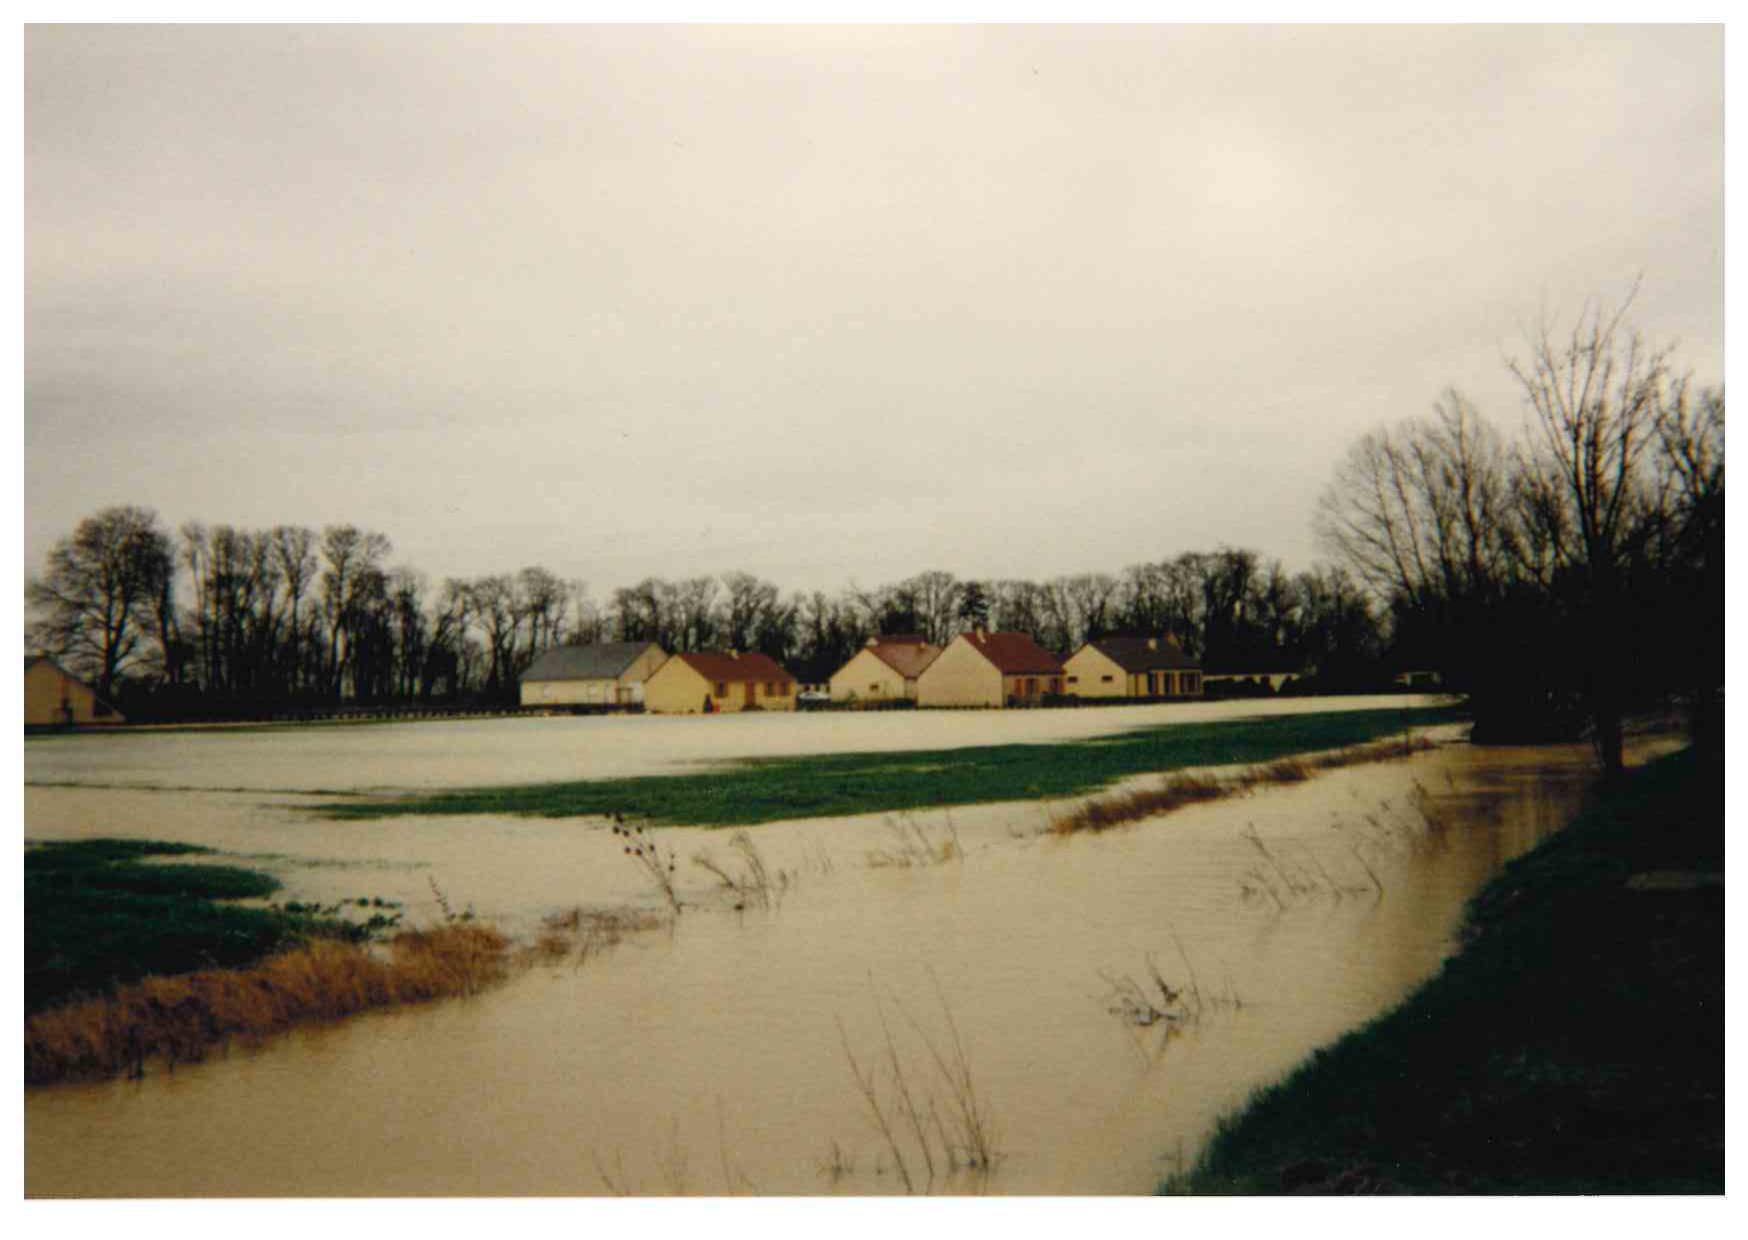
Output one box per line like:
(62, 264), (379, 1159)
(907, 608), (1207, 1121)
(24, 24), (1723, 598)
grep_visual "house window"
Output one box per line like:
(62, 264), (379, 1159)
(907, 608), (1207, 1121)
(716, 682), (727, 697)
(1049, 678), (1061, 694)
(1067, 676), (1078, 684)
(1101, 675), (1113, 683)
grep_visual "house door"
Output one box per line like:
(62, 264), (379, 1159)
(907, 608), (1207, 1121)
(744, 682), (757, 709)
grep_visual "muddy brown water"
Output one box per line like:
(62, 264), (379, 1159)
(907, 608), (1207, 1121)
(24, 705), (1655, 1196)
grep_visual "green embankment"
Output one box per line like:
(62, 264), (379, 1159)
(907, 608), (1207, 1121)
(316, 704), (1457, 826)
(1166, 747), (1723, 1194)
(25, 839), (365, 1014)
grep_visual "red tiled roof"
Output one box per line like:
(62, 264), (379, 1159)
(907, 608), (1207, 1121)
(674, 651), (795, 683)
(960, 630), (1063, 675)
(867, 639), (942, 680)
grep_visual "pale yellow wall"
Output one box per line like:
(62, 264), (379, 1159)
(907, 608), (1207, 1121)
(914, 637), (1002, 708)
(1063, 646), (1128, 698)
(829, 649), (911, 703)
(644, 658), (710, 714)
(755, 679), (799, 712)
(1063, 648), (1205, 699)
(520, 644), (670, 708)
(1002, 672), (1062, 702)
(644, 658), (797, 714)
(521, 678), (617, 707)
(24, 662), (117, 726)
(622, 644), (669, 695)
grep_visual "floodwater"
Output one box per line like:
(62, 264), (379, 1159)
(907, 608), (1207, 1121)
(24, 693), (1446, 792)
(24, 704), (1652, 1197)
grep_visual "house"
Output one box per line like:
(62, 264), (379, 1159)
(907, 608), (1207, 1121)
(24, 655), (124, 727)
(1063, 635), (1202, 700)
(914, 629), (1065, 708)
(519, 641), (668, 708)
(643, 650), (798, 714)
(828, 635), (942, 705)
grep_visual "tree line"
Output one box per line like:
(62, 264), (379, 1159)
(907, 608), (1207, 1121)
(28, 287), (1721, 761)
(1316, 288), (1723, 772)
(27, 514), (1391, 720)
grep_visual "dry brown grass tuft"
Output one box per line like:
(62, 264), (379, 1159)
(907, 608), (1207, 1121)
(25, 923), (510, 1085)
(1050, 734), (1436, 836)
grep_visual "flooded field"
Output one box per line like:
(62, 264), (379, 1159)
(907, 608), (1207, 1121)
(24, 694), (1445, 792)
(24, 703), (1647, 1196)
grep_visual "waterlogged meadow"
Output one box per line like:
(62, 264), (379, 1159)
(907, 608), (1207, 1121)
(23, 697), (1660, 1196)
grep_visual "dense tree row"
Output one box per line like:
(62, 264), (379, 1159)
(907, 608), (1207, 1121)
(27, 508), (1390, 718)
(1317, 290), (1723, 771)
(29, 289), (1718, 750)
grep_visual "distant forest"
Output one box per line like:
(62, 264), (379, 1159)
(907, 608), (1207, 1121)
(27, 292), (1723, 765)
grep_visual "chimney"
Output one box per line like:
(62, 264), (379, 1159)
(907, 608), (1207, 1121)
(1147, 637), (1159, 651)
(866, 636), (879, 648)
(727, 649), (739, 659)
(974, 627), (987, 641)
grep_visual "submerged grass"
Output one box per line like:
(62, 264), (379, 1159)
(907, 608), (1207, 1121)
(1050, 733), (1436, 836)
(25, 838), (526, 1085)
(314, 705), (1457, 827)
(1165, 748), (1722, 1194)
(24, 838), (351, 1015)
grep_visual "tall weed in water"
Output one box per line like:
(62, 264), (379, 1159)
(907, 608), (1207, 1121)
(692, 830), (791, 910)
(1102, 926), (1245, 1039)
(867, 815), (964, 868)
(611, 813), (681, 913)
(835, 973), (999, 1193)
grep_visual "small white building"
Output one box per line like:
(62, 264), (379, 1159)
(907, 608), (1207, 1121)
(519, 642), (668, 708)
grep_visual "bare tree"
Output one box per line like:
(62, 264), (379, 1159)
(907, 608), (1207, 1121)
(27, 505), (175, 698)
(1316, 391), (1514, 611)
(719, 571), (780, 651)
(1508, 289), (1677, 773)
(904, 570), (963, 645)
(517, 566), (567, 657)
(672, 576), (720, 651)
(318, 525), (392, 698)
(469, 574), (524, 693)
(271, 525), (318, 693)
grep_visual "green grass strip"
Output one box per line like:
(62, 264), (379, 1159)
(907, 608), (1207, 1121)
(1164, 747), (1722, 1194)
(25, 839), (354, 1014)
(316, 704), (1458, 827)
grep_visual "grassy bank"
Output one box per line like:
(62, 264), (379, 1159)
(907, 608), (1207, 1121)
(26, 923), (510, 1085)
(25, 838), (513, 1084)
(1167, 747), (1722, 1194)
(25, 839), (343, 1014)
(317, 703), (1457, 826)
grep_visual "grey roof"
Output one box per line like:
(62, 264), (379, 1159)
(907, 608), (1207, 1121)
(520, 642), (663, 683)
(1085, 636), (1200, 673)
